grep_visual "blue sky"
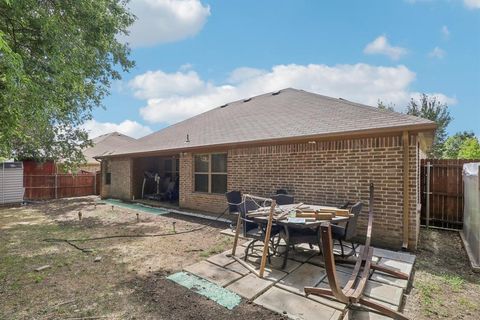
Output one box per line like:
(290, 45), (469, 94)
(85, 0), (480, 138)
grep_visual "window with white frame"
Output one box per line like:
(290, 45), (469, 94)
(194, 153), (227, 194)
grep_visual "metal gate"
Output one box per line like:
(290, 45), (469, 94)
(421, 159), (480, 230)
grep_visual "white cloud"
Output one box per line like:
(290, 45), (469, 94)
(129, 69), (207, 99)
(82, 119), (153, 139)
(464, 0), (480, 9)
(441, 25), (450, 38)
(429, 46), (446, 59)
(363, 35), (408, 60)
(130, 63), (456, 124)
(122, 0), (210, 47)
(409, 92), (457, 106)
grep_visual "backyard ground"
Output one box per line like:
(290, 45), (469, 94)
(0, 196), (479, 319)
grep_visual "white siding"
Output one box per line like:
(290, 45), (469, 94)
(1, 162), (24, 205)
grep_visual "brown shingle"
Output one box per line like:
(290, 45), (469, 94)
(103, 88), (435, 157)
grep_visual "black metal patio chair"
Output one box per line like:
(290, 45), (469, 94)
(272, 194), (295, 205)
(225, 190), (242, 229)
(238, 198), (281, 263)
(330, 201), (363, 257)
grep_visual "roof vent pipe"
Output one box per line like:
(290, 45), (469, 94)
(272, 90), (281, 95)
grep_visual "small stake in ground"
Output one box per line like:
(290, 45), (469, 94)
(78, 211), (82, 221)
(111, 205), (114, 211)
(172, 221), (176, 233)
(136, 212), (139, 222)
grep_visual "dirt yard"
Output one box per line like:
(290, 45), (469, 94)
(0, 197), (280, 319)
(404, 229), (480, 319)
(1, 197), (479, 319)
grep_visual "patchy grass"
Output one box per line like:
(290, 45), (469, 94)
(0, 197), (277, 319)
(199, 237), (234, 258)
(404, 229), (480, 319)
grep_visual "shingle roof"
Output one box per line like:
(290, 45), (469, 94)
(84, 132), (136, 162)
(102, 88), (435, 157)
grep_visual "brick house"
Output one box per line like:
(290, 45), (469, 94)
(97, 88), (436, 250)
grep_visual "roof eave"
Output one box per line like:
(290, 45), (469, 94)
(96, 122), (437, 159)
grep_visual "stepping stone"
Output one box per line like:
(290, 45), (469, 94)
(245, 255), (302, 273)
(370, 271), (409, 289)
(364, 280), (404, 307)
(342, 309), (392, 320)
(358, 246), (416, 264)
(315, 270), (351, 290)
(184, 261), (242, 287)
(225, 261), (250, 276)
(277, 263), (326, 295)
(254, 286), (342, 320)
(208, 252), (234, 267)
(286, 248), (317, 263)
(378, 258), (413, 276)
(307, 294), (346, 311)
(227, 273), (273, 300)
(308, 254), (325, 267)
(260, 267), (288, 282)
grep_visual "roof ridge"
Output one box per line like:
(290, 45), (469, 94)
(137, 88), (295, 142)
(298, 90), (435, 124)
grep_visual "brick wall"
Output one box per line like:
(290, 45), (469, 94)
(180, 134), (422, 249)
(100, 158), (132, 200)
(179, 152), (226, 213)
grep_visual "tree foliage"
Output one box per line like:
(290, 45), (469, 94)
(405, 94), (452, 158)
(0, 0), (134, 168)
(377, 100), (395, 112)
(458, 137), (480, 160)
(442, 131), (476, 159)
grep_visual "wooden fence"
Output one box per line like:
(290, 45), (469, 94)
(24, 173), (99, 200)
(420, 159), (480, 230)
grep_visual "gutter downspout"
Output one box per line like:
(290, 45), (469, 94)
(402, 131), (410, 250)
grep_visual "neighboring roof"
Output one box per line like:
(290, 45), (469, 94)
(84, 132), (136, 162)
(103, 88), (436, 157)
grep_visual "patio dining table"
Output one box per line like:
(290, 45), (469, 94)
(249, 203), (350, 268)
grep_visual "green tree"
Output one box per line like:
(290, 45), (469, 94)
(458, 137), (480, 160)
(405, 94), (452, 158)
(0, 0), (134, 168)
(442, 131), (476, 159)
(377, 100), (395, 112)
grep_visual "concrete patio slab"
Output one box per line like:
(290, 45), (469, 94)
(378, 258), (413, 276)
(277, 263), (326, 294)
(370, 270), (409, 289)
(254, 286), (342, 320)
(343, 309), (392, 320)
(358, 246), (416, 264)
(226, 273), (273, 300)
(307, 254), (325, 266)
(224, 261), (250, 276)
(364, 280), (404, 306)
(184, 261), (242, 287)
(307, 293), (346, 311)
(276, 246), (318, 263)
(245, 255), (302, 273)
(207, 252), (235, 267)
(315, 270), (351, 289)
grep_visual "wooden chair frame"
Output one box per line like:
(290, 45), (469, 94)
(305, 183), (410, 320)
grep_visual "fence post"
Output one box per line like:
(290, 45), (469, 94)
(55, 174), (58, 199)
(93, 172), (96, 195)
(426, 161), (431, 228)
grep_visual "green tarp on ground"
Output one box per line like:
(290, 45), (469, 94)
(167, 272), (241, 310)
(98, 199), (169, 215)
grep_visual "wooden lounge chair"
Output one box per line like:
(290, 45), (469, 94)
(304, 183), (410, 320)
